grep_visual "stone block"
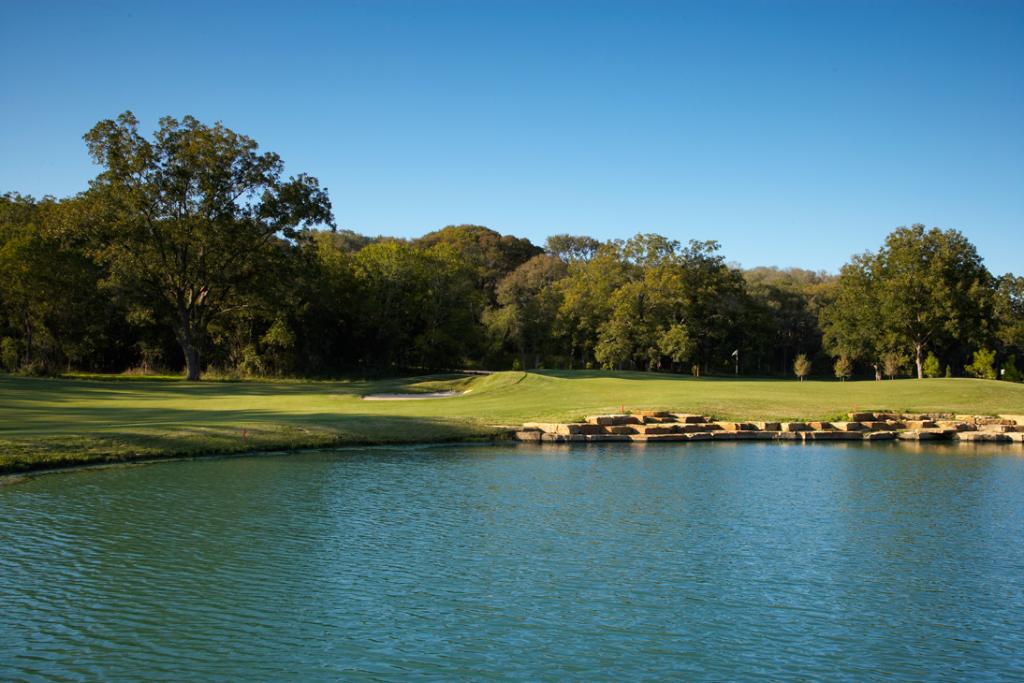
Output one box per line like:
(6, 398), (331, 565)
(956, 432), (1012, 443)
(522, 422), (561, 433)
(586, 414), (640, 426)
(753, 422), (781, 431)
(781, 422), (811, 432)
(904, 420), (936, 430)
(635, 424), (679, 435)
(863, 431), (897, 441)
(849, 412), (875, 422)
(716, 422), (756, 431)
(634, 433), (688, 442)
(832, 421), (867, 431)
(774, 432), (803, 440)
(606, 425), (639, 435)
(515, 430), (542, 441)
(671, 413), (708, 424)
(807, 421), (834, 430)
(584, 434), (630, 442)
(976, 417), (1015, 426)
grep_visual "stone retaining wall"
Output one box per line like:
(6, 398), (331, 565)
(515, 411), (1024, 444)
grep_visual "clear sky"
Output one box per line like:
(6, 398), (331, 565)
(2, 0), (1021, 274)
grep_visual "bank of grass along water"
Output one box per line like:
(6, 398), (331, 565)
(2, 370), (1024, 474)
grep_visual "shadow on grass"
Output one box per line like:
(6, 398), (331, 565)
(0, 411), (501, 475)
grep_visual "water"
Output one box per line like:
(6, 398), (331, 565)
(2, 442), (1024, 681)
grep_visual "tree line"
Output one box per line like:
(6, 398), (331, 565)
(2, 113), (1022, 381)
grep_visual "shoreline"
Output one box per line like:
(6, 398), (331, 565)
(5, 409), (1024, 482)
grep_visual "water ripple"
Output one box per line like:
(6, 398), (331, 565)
(2, 443), (1024, 681)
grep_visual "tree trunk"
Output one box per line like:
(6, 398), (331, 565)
(182, 342), (201, 381)
(914, 343), (924, 379)
(873, 364), (882, 381)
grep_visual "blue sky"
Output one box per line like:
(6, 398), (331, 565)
(2, 0), (1021, 273)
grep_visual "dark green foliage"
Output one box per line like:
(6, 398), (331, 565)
(3, 116), (1022, 381)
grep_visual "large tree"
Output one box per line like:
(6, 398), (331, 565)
(76, 112), (334, 379)
(821, 225), (992, 379)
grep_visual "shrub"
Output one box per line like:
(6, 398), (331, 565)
(965, 348), (997, 380)
(922, 352), (942, 378)
(834, 356), (852, 381)
(794, 354), (811, 381)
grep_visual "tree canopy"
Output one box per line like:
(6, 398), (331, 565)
(2, 114), (1021, 383)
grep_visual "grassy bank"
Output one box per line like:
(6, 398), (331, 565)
(2, 371), (1023, 474)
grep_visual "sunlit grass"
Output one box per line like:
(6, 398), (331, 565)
(2, 371), (1022, 473)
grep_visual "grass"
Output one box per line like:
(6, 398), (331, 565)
(2, 370), (1023, 474)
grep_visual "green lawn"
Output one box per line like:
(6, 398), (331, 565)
(2, 370), (1023, 474)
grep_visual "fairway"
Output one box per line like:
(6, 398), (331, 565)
(2, 371), (1023, 473)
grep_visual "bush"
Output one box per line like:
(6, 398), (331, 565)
(834, 356), (852, 381)
(965, 348), (997, 380)
(923, 352), (942, 378)
(794, 353), (811, 381)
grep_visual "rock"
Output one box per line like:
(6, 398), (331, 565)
(956, 432), (1013, 443)
(515, 430), (542, 441)
(715, 421), (756, 431)
(831, 421), (867, 431)
(807, 421), (834, 430)
(863, 431), (897, 441)
(849, 412), (875, 422)
(606, 425), (639, 435)
(753, 422), (781, 431)
(522, 422), (561, 433)
(584, 434), (630, 442)
(635, 424), (679, 435)
(671, 413), (708, 424)
(904, 420), (937, 430)
(936, 420), (971, 431)
(632, 433), (688, 442)
(586, 414), (640, 426)
(781, 422), (811, 432)
(805, 430), (861, 441)
(976, 417), (1015, 426)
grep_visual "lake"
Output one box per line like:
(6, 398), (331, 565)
(2, 442), (1023, 681)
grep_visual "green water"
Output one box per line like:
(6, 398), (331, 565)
(2, 442), (1024, 681)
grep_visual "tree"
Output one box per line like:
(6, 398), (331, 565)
(882, 351), (905, 379)
(821, 226), (993, 379)
(874, 225), (992, 379)
(820, 253), (884, 380)
(922, 352), (942, 378)
(994, 274), (1024, 357)
(545, 234), (601, 263)
(75, 112), (334, 379)
(794, 353), (811, 381)
(486, 254), (567, 369)
(834, 356), (852, 381)
(965, 348), (997, 380)
(658, 324), (695, 369)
